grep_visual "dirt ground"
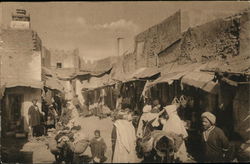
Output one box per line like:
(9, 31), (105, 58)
(1, 116), (142, 163)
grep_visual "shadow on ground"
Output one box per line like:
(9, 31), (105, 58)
(1, 135), (33, 163)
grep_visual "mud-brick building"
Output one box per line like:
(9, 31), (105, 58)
(0, 9), (43, 134)
(50, 48), (80, 70)
(134, 10), (181, 68)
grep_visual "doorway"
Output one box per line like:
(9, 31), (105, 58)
(8, 94), (23, 123)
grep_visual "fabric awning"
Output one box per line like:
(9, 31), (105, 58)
(44, 77), (64, 92)
(181, 71), (218, 94)
(148, 71), (185, 86)
(3, 80), (43, 89)
(142, 63), (203, 91)
(132, 67), (160, 79)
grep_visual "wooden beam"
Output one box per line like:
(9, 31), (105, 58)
(237, 81), (250, 85)
(221, 77), (238, 87)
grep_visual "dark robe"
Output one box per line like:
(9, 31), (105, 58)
(111, 125), (117, 162)
(202, 127), (229, 162)
(28, 105), (41, 127)
(90, 137), (107, 162)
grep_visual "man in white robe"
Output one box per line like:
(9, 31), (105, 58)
(137, 105), (159, 138)
(112, 111), (137, 163)
(160, 104), (189, 162)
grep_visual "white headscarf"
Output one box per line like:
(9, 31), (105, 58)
(143, 105), (152, 113)
(163, 104), (188, 138)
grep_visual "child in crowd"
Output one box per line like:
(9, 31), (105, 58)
(89, 130), (107, 163)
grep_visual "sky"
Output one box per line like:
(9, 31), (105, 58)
(0, 1), (249, 61)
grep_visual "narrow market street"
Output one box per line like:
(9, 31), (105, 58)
(1, 2), (250, 164)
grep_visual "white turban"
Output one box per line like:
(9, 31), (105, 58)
(164, 104), (178, 116)
(201, 112), (216, 125)
(143, 105), (152, 113)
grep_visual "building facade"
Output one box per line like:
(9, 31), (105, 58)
(0, 9), (43, 133)
(50, 48), (80, 70)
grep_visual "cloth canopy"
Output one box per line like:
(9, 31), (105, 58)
(44, 77), (64, 92)
(132, 67), (160, 79)
(3, 80), (43, 89)
(181, 71), (218, 94)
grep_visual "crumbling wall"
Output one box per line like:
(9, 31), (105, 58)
(134, 10), (181, 68)
(158, 39), (181, 67)
(179, 16), (240, 63)
(1, 29), (42, 83)
(239, 9), (250, 57)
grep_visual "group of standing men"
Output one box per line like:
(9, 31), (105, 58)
(28, 97), (60, 138)
(28, 93), (79, 138)
(110, 97), (231, 163)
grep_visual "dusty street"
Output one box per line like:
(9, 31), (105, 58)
(1, 2), (249, 163)
(2, 116), (142, 163)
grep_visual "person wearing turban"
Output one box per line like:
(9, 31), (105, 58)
(111, 109), (137, 163)
(201, 112), (229, 162)
(160, 104), (189, 162)
(136, 105), (159, 138)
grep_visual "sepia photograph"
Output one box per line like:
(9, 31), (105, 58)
(0, 1), (250, 163)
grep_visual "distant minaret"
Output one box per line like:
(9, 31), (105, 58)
(10, 9), (31, 29)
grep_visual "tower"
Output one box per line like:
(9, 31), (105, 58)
(10, 9), (30, 29)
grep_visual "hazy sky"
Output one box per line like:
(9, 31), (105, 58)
(1, 1), (249, 61)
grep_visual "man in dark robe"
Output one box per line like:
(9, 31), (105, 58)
(201, 112), (229, 163)
(28, 99), (43, 137)
(90, 130), (107, 163)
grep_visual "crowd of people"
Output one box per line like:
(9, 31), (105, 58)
(27, 92), (245, 163)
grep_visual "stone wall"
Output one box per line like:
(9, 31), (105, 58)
(134, 10), (181, 68)
(178, 15), (241, 63)
(239, 9), (250, 56)
(158, 39), (181, 67)
(158, 10), (250, 66)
